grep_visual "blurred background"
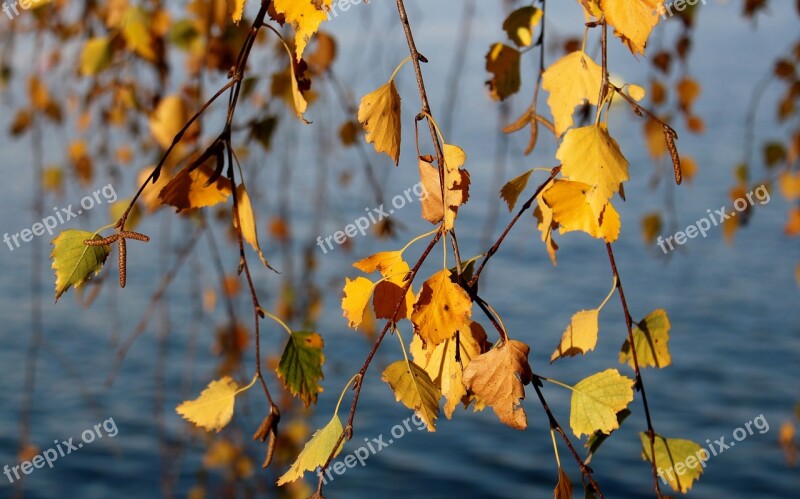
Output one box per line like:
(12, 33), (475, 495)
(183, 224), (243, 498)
(0, 0), (798, 497)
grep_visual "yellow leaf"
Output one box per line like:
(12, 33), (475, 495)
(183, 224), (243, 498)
(137, 166), (172, 212)
(641, 433), (706, 493)
(80, 37), (113, 76)
(274, 41), (310, 124)
(419, 146), (471, 229)
(382, 360), (441, 431)
(230, 0), (246, 24)
(273, 0), (332, 59)
(411, 321), (489, 418)
(627, 84), (646, 101)
(411, 270), (472, 348)
(277, 415), (345, 485)
(779, 170), (800, 201)
(341, 277), (374, 329)
(570, 369), (634, 437)
(576, 0), (603, 18)
(502, 6), (543, 48)
(640, 212), (662, 245)
(643, 117), (667, 159)
(542, 180), (621, 243)
(542, 51), (603, 136)
(676, 77), (701, 111)
(620, 309), (672, 369)
(599, 0), (664, 55)
(150, 95), (186, 150)
(51, 230), (111, 301)
(486, 43), (521, 101)
(42, 167), (63, 193)
(159, 164), (232, 212)
(235, 184), (273, 268)
(556, 125), (629, 218)
(176, 377), (240, 432)
(550, 309), (600, 362)
(109, 199), (141, 232)
(354, 251), (415, 320)
(534, 198), (559, 265)
(353, 251), (404, 275)
(357, 81), (402, 165)
(681, 155), (698, 182)
(500, 169), (534, 212)
(122, 7), (156, 61)
(28, 76), (49, 110)
(462, 340), (533, 430)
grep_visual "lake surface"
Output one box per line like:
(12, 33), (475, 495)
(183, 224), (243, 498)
(0, 1), (798, 498)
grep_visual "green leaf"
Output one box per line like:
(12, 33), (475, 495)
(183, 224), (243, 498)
(51, 230), (111, 301)
(620, 309), (672, 369)
(500, 169), (534, 211)
(277, 330), (325, 407)
(80, 37), (113, 76)
(277, 415), (345, 485)
(502, 6), (543, 48)
(570, 369), (634, 437)
(382, 360), (441, 432)
(640, 433), (707, 493)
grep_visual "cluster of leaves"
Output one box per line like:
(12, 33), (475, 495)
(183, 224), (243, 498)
(7, 0), (796, 497)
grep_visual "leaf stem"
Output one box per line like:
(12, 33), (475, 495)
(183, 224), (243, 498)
(598, 275), (618, 312)
(390, 56), (413, 82)
(334, 374), (360, 417)
(235, 373), (260, 396)
(260, 308), (293, 338)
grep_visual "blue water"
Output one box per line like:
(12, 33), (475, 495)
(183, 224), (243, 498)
(1, 1), (798, 498)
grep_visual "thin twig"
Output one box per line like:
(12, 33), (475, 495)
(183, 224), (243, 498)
(606, 243), (663, 499)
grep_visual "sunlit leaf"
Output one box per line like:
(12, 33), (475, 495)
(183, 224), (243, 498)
(640, 433), (706, 493)
(550, 309), (600, 362)
(542, 51), (603, 136)
(277, 415), (345, 485)
(570, 369), (634, 437)
(358, 81), (402, 165)
(176, 377), (240, 432)
(411, 270), (472, 347)
(382, 360), (441, 431)
(411, 321), (489, 418)
(620, 309), (672, 369)
(463, 340), (533, 430)
(51, 230), (110, 301)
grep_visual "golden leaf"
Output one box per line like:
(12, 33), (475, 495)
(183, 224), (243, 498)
(462, 340), (533, 430)
(411, 270), (472, 348)
(556, 125), (629, 218)
(411, 321), (489, 418)
(159, 164), (232, 212)
(341, 276), (374, 329)
(272, 0), (332, 58)
(542, 51), (603, 136)
(382, 360), (441, 431)
(550, 309), (600, 362)
(599, 0), (664, 55)
(357, 81), (402, 165)
(176, 377), (240, 432)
